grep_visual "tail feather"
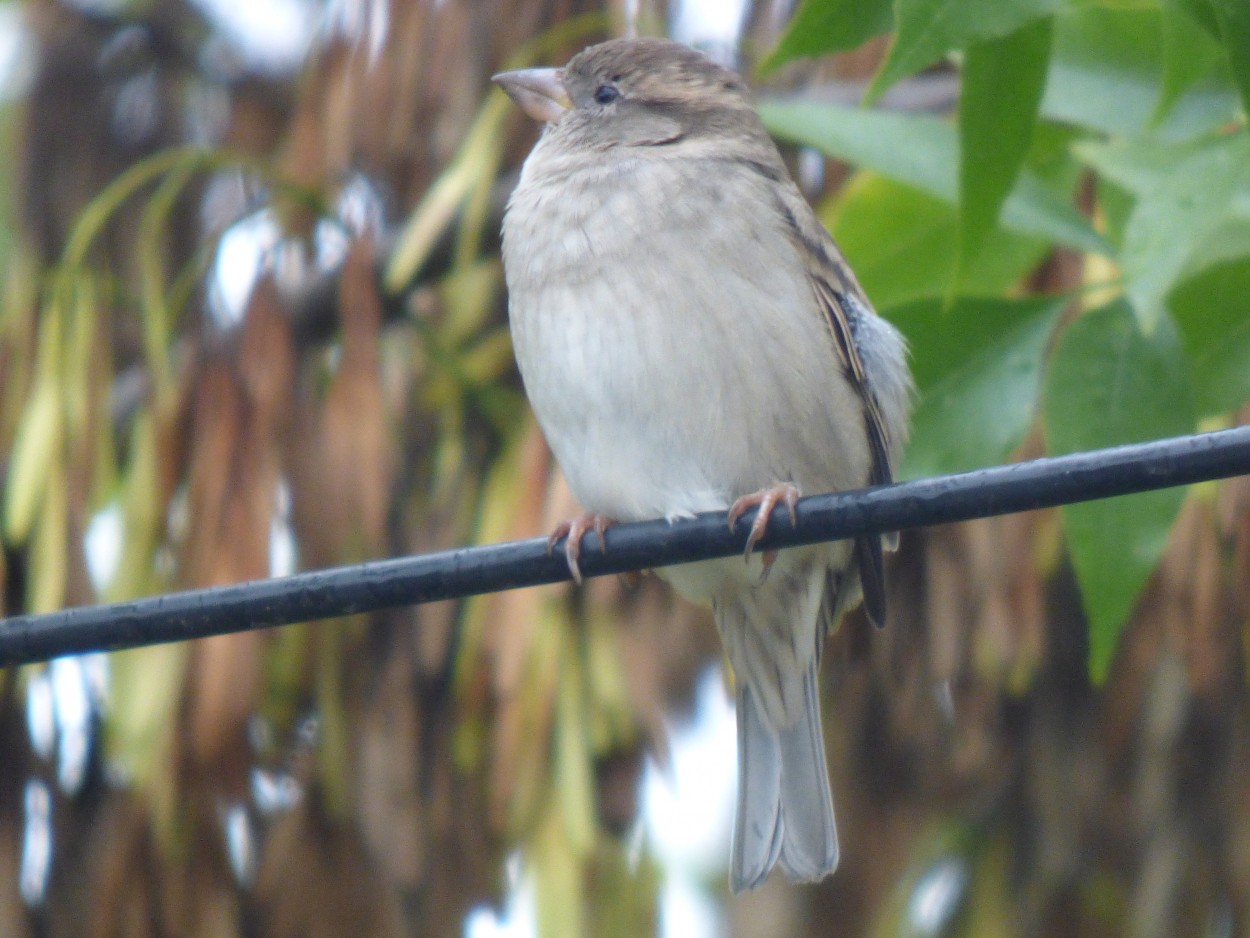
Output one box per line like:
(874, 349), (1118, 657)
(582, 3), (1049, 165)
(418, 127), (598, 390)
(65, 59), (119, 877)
(777, 662), (838, 881)
(731, 684), (784, 893)
(717, 548), (844, 892)
(730, 671), (839, 892)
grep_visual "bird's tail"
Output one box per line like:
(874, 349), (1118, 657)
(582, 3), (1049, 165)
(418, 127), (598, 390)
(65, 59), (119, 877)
(730, 663), (839, 893)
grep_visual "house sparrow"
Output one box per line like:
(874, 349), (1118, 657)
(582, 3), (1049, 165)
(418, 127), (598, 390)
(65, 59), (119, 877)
(494, 38), (911, 892)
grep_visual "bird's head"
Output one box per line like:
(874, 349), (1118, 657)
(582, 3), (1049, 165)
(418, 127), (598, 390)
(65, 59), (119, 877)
(493, 38), (761, 151)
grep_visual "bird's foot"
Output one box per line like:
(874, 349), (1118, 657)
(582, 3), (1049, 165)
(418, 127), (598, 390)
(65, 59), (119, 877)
(548, 513), (616, 585)
(727, 483), (800, 565)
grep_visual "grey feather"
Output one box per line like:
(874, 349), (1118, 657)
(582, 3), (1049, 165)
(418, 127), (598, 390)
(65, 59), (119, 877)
(732, 683), (785, 892)
(777, 662), (839, 881)
(731, 658), (839, 892)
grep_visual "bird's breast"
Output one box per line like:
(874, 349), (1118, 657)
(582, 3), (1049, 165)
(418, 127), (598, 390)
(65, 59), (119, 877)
(501, 151), (871, 522)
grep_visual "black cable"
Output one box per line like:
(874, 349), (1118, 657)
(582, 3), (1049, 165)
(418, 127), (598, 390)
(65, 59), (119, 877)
(2, 425), (1250, 667)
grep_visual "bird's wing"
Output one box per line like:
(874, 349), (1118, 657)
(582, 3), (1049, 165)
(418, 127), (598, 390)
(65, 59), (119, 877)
(771, 180), (895, 629)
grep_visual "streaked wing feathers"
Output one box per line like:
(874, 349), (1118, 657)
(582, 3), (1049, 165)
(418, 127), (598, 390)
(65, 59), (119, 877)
(773, 183), (895, 628)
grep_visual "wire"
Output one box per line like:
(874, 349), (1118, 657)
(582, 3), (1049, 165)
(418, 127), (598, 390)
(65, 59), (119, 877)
(2, 425), (1249, 668)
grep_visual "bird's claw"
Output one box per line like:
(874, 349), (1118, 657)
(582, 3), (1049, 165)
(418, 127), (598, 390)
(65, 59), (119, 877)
(548, 513), (615, 585)
(727, 483), (800, 565)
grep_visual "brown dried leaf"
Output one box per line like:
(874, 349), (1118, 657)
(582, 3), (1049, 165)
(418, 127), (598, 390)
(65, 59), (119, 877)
(255, 804), (405, 938)
(490, 424), (558, 697)
(357, 650), (424, 887)
(286, 240), (392, 567)
(180, 360), (242, 583)
(179, 282), (295, 767)
(238, 277), (295, 438)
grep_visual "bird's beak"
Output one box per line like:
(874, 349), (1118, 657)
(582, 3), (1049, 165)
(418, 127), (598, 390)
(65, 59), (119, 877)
(492, 67), (572, 124)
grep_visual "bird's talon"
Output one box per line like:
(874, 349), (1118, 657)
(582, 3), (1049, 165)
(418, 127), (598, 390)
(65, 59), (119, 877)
(743, 513), (768, 560)
(547, 521), (572, 556)
(760, 550), (779, 576)
(548, 513), (616, 585)
(729, 483), (802, 561)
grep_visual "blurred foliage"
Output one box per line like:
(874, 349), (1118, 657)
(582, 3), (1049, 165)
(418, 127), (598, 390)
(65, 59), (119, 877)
(765, 0), (1250, 684)
(758, 2), (1250, 933)
(0, 1), (672, 936)
(0, 1), (1248, 937)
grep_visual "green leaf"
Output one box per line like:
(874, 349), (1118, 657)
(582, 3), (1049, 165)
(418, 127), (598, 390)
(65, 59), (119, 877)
(1119, 132), (1250, 326)
(958, 18), (1052, 278)
(867, 0), (1062, 102)
(824, 174), (1049, 307)
(1169, 258), (1250, 417)
(1211, 0), (1250, 118)
(1077, 133), (1250, 302)
(1025, 120), (1085, 188)
(1191, 214), (1250, 272)
(887, 295), (1065, 480)
(1043, 301), (1194, 682)
(1044, 4), (1240, 138)
(1078, 134), (1250, 312)
(1005, 173), (1108, 256)
(762, 101), (952, 195)
(1169, 0), (1223, 39)
(4, 378), (60, 542)
(1094, 177), (1136, 251)
(1073, 136), (1209, 196)
(1043, 5), (1161, 136)
(761, 0), (893, 73)
(1156, 1), (1229, 124)
(759, 100), (1110, 254)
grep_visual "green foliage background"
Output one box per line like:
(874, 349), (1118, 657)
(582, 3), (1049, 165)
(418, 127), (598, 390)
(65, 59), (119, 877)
(766, 0), (1250, 682)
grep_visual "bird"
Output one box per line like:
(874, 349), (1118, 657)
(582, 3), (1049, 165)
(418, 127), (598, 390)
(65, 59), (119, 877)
(493, 37), (912, 892)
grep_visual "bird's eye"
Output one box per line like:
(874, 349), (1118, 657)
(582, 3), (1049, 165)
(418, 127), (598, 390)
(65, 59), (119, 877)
(593, 84), (620, 105)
